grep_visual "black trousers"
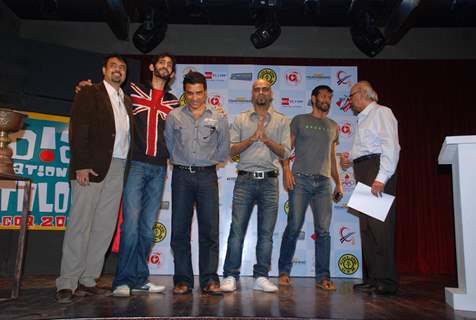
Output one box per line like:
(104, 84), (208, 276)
(352, 157), (398, 288)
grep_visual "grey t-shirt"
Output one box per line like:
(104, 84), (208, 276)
(291, 114), (339, 177)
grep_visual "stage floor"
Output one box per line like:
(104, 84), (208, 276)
(1, 274), (475, 320)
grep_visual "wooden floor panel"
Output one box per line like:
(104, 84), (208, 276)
(1, 275), (475, 320)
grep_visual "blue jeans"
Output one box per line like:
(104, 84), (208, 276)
(112, 161), (166, 289)
(278, 174), (332, 281)
(223, 174), (279, 279)
(170, 167), (220, 289)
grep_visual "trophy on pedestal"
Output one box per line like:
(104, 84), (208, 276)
(0, 108), (27, 177)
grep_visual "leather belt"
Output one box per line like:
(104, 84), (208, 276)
(353, 153), (380, 164)
(174, 165), (216, 173)
(238, 170), (278, 179)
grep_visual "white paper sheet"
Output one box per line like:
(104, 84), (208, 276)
(347, 182), (395, 222)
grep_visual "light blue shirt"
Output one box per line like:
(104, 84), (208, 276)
(165, 104), (230, 166)
(230, 107), (291, 172)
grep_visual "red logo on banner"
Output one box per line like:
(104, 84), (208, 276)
(149, 252), (161, 265)
(281, 97), (290, 106)
(336, 96), (352, 112)
(285, 71), (301, 85)
(339, 226), (356, 245)
(208, 95), (222, 106)
(205, 71), (213, 80)
(339, 121), (353, 137)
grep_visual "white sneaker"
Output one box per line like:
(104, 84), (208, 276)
(253, 277), (278, 292)
(131, 282), (166, 294)
(112, 285), (130, 297)
(220, 276), (237, 292)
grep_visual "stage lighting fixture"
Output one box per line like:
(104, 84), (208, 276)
(250, 7), (281, 49)
(133, 7), (167, 54)
(350, 9), (385, 58)
(104, 0), (129, 41)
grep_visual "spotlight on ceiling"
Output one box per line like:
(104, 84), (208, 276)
(133, 1), (168, 54)
(250, 0), (282, 49)
(350, 9), (386, 58)
(104, 0), (129, 41)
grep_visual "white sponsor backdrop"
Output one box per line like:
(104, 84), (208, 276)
(148, 64), (362, 279)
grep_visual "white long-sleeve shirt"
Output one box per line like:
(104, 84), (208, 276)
(351, 101), (400, 184)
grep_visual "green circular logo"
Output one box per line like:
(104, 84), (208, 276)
(284, 200), (289, 215)
(257, 68), (277, 86)
(338, 253), (359, 275)
(152, 222), (167, 243)
(179, 93), (187, 106)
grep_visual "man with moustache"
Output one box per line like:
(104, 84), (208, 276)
(277, 85), (343, 291)
(56, 55), (133, 303)
(165, 71), (230, 295)
(220, 79), (291, 293)
(340, 81), (400, 295)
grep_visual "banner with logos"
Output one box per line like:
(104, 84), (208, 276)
(148, 64), (362, 279)
(0, 112), (70, 230)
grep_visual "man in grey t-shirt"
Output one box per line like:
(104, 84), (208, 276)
(278, 85), (343, 290)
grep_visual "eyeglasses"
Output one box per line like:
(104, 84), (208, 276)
(349, 90), (359, 98)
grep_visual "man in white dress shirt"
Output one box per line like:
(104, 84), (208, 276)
(340, 80), (400, 295)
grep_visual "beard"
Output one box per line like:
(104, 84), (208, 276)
(153, 67), (171, 81)
(253, 95), (272, 107)
(110, 72), (123, 84)
(316, 101), (330, 112)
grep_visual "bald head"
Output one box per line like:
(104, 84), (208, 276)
(252, 79), (273, 108)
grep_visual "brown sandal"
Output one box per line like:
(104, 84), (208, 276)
(316, 279), (336, 291)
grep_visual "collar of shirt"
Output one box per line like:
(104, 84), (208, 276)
(357, 101), (377, 121)
(183, 104), (214, 118)
(247, 106), (275, 121)
(103, 80), (124, 101)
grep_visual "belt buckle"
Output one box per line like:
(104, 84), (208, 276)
(188, 166), (196, 173)
(253, 171), (265, 179)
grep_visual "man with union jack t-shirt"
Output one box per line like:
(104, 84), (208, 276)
(111, 54), (179, 296)
(76, 54), (178, 296)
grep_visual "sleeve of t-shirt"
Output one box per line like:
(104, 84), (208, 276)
(290, 116), (298, 137)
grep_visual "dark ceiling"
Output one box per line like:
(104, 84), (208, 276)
(3, 0), (476, 27)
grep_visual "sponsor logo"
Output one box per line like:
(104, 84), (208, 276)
(339, 121), (353, 137)
(208, 94), (223, 106)
(338, 253), (359, 275)
(226, 177), (237, 181)
(289, 150), (296, 162)
(292, 257), (306, 265)
(228, 96), (251, 104)
(179, 93), (187, 106)
(341, 172), (355, 190)
(152, 222), (167, 243)
(284, 71), (302, 86)
(339, 226), (356, 245)
(257, 68), (277, 86)
(281, 97), (305, 108)
(149, 251), (161, 265)
(230, 73), (253, 81)
(336, 71), (351, 86)
(336, 96), (352, 112)
(311, 233), (317, 241)
(284, 200), (289, 215)
(205, 71), (227, 81)
(306, 72), (331, 80)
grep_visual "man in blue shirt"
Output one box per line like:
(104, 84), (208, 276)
(165, 71), (230, 295)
